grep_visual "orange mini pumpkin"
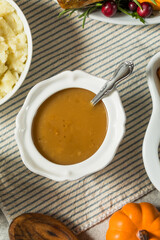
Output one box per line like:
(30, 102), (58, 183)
(106, 202), (160, 240)
(138, 0), (160, 10)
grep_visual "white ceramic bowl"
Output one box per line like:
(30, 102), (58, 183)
(15, 70), (126, 181)
(142, 52), (160, 191)
(0, 0), (32, 105)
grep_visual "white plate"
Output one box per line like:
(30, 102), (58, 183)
(142, 52), (160, 191)
(56, 0), (160, 25)
(88, 10), (160, 25)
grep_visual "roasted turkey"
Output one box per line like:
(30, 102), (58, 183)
(57, 0), (102, 9)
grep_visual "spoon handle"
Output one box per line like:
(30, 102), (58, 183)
(91, 61), (134, 106)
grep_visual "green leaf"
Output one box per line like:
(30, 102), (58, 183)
(69, 9), (76, 16)
(133, 0), (142, 9)
(89, 6), (98, 14)
(132, 11), (145, 23)
(82, 8), (90, 28)
(150, 0), (157, 5)
(78, 12), (86, 18)
(118, 6), (145, 23)
(95, 3), (103, 6)
(78, 5), (98, 27)
(58, 9), (72, 17)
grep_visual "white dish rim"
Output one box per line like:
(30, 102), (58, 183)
(88, 10), (160, 26)
(142, 52), (160, 191)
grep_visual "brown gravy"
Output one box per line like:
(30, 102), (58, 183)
(32, 88), (108, 165)
(157, 68), (160, 93)
(157, 67), (160, 79)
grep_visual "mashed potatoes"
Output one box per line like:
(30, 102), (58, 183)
(0, 0), (28, 99)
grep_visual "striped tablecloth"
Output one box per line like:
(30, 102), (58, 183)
(0, 0), (159, 234)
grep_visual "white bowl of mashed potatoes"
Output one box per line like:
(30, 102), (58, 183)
(0, 0), (32, 105)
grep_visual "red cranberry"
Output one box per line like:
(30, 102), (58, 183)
(101, 1), (117, 17)
(128, 1), (137, 11)
(137, 2), (152, 17)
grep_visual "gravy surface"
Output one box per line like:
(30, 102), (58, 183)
(32, 88), (108, 165)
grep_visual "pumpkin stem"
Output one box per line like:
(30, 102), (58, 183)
(137, 230), (149, 240)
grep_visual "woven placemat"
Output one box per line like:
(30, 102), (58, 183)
(0, 0), (159, 234)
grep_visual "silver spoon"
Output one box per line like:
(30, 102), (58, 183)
(91, 61), (134, 106)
